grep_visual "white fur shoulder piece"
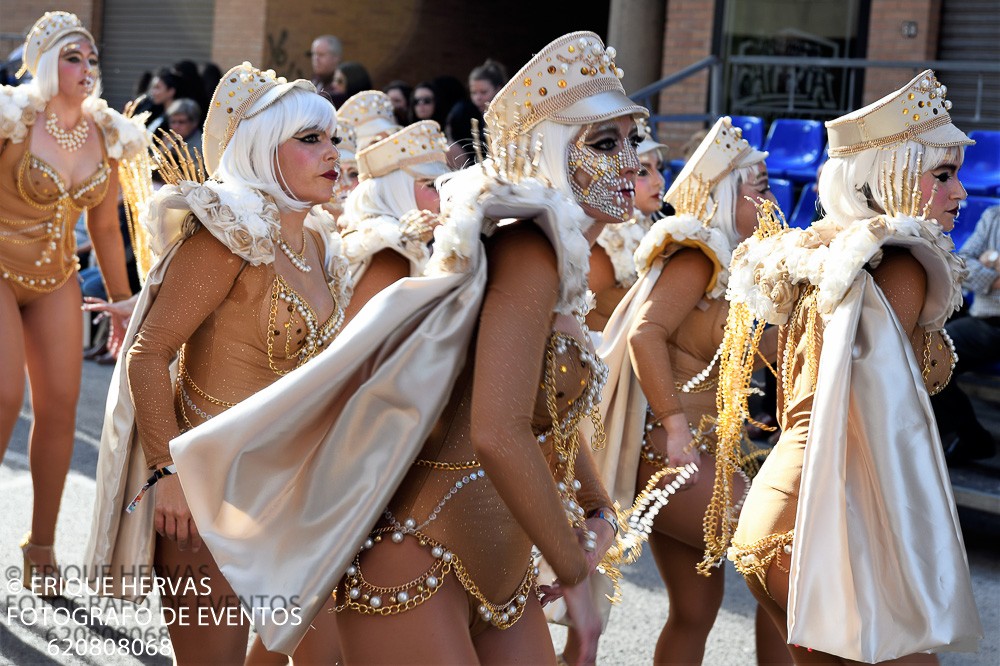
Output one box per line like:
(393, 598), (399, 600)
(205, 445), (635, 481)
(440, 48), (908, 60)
(728, 214), (965, 327)
(0, 85), (46, 143)
(142, 180), (280, 266)
(430, 161), (593, 316)
(596, 214), (651, 289)
(633, 213), (733, 299)
(84, 97), (149, 161)
(341, 214), (430, 277)
(0, 86), (148, 160)
(306, 206), (353, 306)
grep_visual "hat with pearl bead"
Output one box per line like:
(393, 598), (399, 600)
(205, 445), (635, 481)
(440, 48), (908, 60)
(356, 120), (450, 181)
(338, 91), (401, 151)
(484, 31), (647, 156)
(16, 11), (96, 79)
(665, 116), (768, 208)
(826, 69), (973, 158)
(202, 62), (318, 176)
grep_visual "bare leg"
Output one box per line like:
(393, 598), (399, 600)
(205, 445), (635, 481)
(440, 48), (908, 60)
(475, 595), (556, 665)
(634, 455), (738, 663)
(648, 531), (723, 665)
(0, 282), (26, 459)
(20, 281), (82, 548)
(285, 596), (341, 665)
(756, 604), (793, 665)
(155, 533), (249, 665)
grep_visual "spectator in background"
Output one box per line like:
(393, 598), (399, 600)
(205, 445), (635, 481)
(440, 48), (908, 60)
(165, 98), (203, 157)
(145, 67), (181, 132)
(409, 81), (437, 124)
(443, 96), (481, 168)
(383, 80), (412, 125)
(431, 75), (466, 124)
(172, 60), (208, 123)
(310, 34), (342, 96)
(331, 61), (372, 102)
(933, 204), (1000, 464)
(468, 58), (507, 114)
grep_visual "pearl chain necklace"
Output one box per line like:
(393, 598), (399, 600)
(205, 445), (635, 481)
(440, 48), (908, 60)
(45, 112), (89, 152)
(277, 229), (311, 272)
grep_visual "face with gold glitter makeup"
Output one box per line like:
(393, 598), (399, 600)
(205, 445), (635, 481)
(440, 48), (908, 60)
(58, 40), (99, 99)
(567, 116), (641, 224)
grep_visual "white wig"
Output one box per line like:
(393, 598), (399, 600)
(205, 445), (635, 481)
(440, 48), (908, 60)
(341, 169), (419, 225)
(819, 141), (965, 222)
(214, 87), (338, 211)
(29, 34), (102, 102)
(708, 163), (763, 248)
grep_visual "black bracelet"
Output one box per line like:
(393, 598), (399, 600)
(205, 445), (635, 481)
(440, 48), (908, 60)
(126, 464), (177, 514)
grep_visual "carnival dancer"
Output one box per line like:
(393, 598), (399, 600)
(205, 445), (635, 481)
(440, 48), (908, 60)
(339, 120), (451, 319)
(718, 70), (982, 663)
(85, 63), (351, 663)
(0, 11), (147, 594)
(167, 31), (652, 663)
(592, 116), (789, 664)
(586, 116), (667, 333)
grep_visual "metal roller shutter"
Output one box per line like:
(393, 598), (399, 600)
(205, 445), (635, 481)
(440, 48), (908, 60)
(938, 0), (1000, 128)
(100, 0), (215, 111)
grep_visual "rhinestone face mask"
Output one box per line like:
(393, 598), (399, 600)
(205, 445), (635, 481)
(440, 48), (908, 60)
(567, 124), (641, 222)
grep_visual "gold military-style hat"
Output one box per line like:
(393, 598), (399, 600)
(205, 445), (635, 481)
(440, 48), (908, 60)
(484, 31), (648, 155)
(826, 69), (973, 158)
(202, 62), (318, 176)
(17, 11), (96, 79)
(665, 116), (768, 206)
(356, 120), (450, 182)
(337, 90), (401, 151)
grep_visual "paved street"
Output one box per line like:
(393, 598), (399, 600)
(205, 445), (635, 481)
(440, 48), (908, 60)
(1, 360), (997, 664)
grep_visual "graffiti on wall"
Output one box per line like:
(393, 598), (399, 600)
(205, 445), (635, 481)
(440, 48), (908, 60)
(267, 29), (308, 81)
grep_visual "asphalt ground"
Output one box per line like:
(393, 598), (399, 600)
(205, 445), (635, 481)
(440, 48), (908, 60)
(1, 360), (996, 664)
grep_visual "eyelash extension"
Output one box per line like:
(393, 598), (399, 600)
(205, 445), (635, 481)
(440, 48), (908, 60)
(332, 136), (342, 145)
(933, 172), (951, 183)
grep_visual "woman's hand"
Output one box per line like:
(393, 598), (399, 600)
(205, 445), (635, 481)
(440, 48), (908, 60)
(83, 294), (138, 358)
(559, 579), (603, 665)
(582, 515), (615, 571)
(648, 412), (701, 486)
(153, 475), (202, 552)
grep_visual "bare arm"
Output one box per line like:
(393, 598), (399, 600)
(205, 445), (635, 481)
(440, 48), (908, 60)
(871, 247), (928, 348)
(342, 249), (410, 325)
(470, 223), (590, 585)
(628, 248), (714, 471)
(127, 227), (244, 469)
(85, 162), (132, 302)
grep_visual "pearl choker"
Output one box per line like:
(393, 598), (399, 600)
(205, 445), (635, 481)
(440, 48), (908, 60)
(45, 112), (89, 152)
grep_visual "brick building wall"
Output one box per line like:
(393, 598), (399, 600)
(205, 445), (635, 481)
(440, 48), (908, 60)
(212, 0), (267, 70)
(863, 0), (942, 103)
(657, 0), (715, 155)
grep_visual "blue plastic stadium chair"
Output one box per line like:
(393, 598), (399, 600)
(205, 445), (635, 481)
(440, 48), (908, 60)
(661, 168), (673, 192)
(669, 158), (686, 176)
(764, 119), (826, 184)
(788, 182), (819, 229)
(729, 115), (765, 149)
(769, 177), (794, 217)
(962, 131), (1000, 197)
(952, 196), (1000, 250)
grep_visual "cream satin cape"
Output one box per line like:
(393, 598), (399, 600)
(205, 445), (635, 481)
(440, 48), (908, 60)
(153, 172), (589, 654)
(786, 271), (981, 662)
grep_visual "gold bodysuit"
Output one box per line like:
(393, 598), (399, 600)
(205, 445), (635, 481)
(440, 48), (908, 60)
(337, 310), (612, 634)
(127, 225), (345, 469)
(0, 134), (110, 304)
